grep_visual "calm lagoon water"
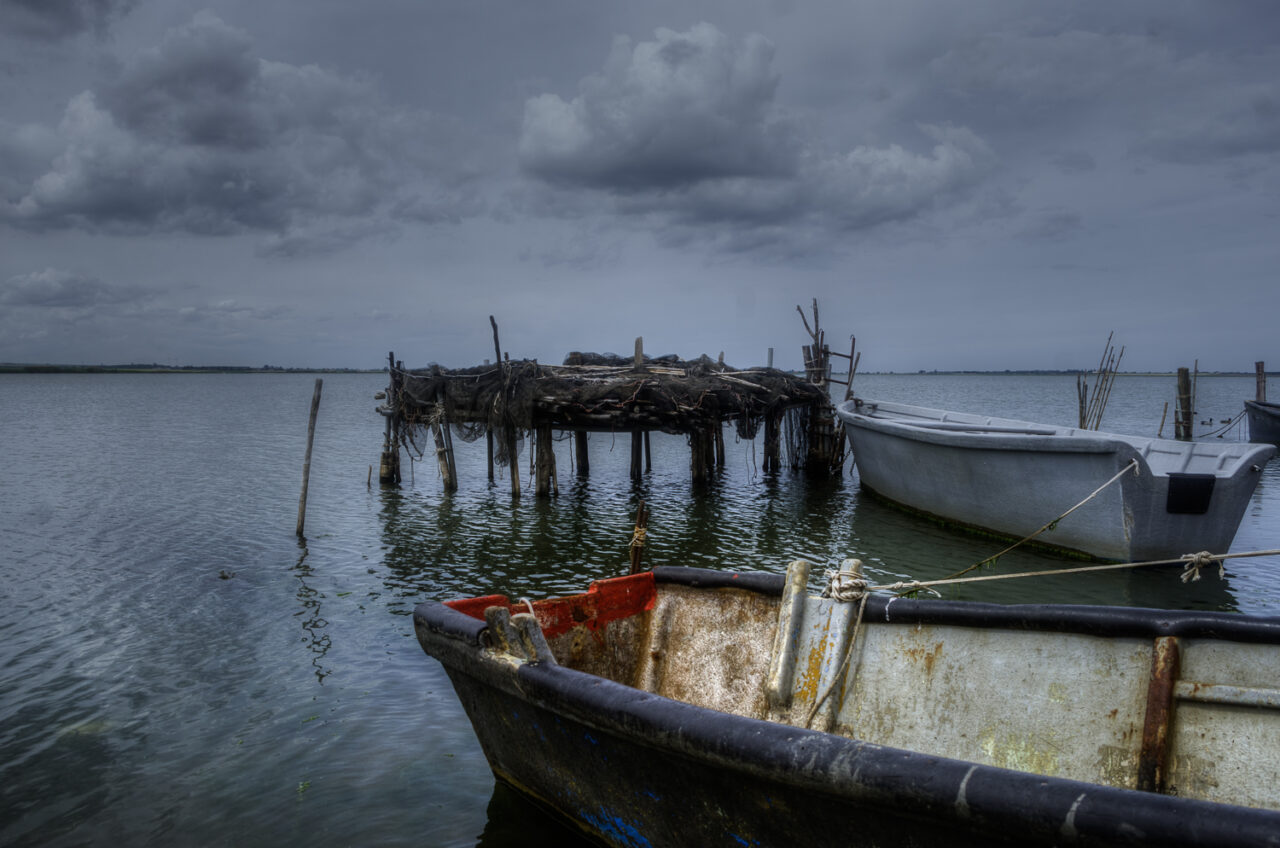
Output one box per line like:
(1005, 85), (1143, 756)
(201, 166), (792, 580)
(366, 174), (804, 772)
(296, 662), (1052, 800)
(2, 371), (1277, 846)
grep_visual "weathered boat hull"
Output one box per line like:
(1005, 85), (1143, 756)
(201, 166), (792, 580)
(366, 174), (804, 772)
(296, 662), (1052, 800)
(1247, 400), (1280, 445)
(835, 398), (1274, 562)
(415, 566), (1280, 848)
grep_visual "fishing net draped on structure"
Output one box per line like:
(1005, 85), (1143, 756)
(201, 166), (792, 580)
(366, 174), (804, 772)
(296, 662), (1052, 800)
(386, 353), (829, 468)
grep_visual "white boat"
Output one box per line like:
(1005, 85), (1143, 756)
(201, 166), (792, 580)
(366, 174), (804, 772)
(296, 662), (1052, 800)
(835, 397), (1275, 562)
(1246, 399), (1280, 445)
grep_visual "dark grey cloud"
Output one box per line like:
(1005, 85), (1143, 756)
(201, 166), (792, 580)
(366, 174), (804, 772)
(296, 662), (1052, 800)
(0, 0), (136, 41)
(519, 23), (994, 253)
(520, 23), (798, 189)
(0, 12), (485, 251)
(0, 267), (147, 307)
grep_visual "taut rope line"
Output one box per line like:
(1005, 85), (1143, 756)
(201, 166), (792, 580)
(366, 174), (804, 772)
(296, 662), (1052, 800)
(823, 548), (1280, 600)
(943, 459), (1141, 581)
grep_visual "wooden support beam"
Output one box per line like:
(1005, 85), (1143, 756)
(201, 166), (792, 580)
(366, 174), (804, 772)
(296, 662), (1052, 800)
(487, 429), (495, 482)
(535, 424), (554, 497)
(1258, 361), (1267, 403)
(644, 431), (652, 473)
(631, 431), (643, 481)
(575, 430), (590, 477)
(508, 431), (521, 498)
(714, 423), (725, 467)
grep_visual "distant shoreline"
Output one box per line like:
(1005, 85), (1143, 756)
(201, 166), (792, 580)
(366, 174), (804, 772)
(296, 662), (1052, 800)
(0, 364), (1269, 377)
(0, 364), (381, 374)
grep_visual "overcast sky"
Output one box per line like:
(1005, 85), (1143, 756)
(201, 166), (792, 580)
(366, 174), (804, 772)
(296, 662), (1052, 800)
(1, 1), (1277, 371)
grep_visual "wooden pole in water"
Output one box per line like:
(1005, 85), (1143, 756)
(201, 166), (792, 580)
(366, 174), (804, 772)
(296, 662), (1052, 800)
(487, 430), (495, 482)
(535, 424), (554, 497)
(631, 431), (643, 481)
(644, 431), (652, 473)
(575, 431), (590, 476)
(1258, 361), (1267, 403)
(764, 411), (780, 472)
(714, 423), (725, 467)
(508, 431), (521, 498)
(296, 378), (323, 537)
(1176, 367), (1193, 441)
(628, 500), (649, 575)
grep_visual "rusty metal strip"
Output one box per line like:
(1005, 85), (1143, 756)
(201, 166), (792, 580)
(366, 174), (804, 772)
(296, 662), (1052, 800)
(1137, 635), (1181, 793)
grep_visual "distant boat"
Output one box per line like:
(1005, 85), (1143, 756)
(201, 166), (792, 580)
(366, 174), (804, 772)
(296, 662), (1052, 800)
(414, 562), (1280, 847)
(835, 398), (1274, 562)
(1246, 399), (1280, 445)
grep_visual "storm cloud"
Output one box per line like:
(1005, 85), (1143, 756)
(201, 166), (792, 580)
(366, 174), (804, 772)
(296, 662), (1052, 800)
(0, 13), (482, 250)
(0, 1), (1276, 370)
(518, 24), (993, 251)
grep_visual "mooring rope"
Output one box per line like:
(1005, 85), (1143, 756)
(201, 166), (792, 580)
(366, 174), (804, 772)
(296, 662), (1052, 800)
(943, 459), (1141, 582)
(805, 564), (870, 730)
(819, 548), (1280, 600)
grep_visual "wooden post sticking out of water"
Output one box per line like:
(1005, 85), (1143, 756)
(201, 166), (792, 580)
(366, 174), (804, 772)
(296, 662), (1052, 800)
(1258, 361), (1267, 403)
(634, 336), (645, 371)
(1175, 367), (1193, 441)
(487, 430), (495, 482)
(628, 501), (649, 575)
(508, 431), (521, 498)
(296, 378), (323, 537)
(631, 431), (643, 481)
(535, 424), (555, 497)
(379, 351), (400, 485)
(764, 411), (781, 472)
(714, 423), (725, 467)
(575, 431), (590, 476)
(690, 431), (708, 485)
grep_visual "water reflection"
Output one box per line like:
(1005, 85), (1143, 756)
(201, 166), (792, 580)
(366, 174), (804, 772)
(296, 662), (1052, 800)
(291, 541), (332, 683)
(476, 782), (596, 848)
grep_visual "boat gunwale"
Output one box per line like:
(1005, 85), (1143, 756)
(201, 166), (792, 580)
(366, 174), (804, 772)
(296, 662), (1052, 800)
(836, 397), (1276, 477)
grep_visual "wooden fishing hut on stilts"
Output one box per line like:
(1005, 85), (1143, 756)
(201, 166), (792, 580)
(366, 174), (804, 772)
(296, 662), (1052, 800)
(376, 316), (842, 497)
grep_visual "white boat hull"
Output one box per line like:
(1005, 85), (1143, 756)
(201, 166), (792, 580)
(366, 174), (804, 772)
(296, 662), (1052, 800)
(836, 398), (1275, 562)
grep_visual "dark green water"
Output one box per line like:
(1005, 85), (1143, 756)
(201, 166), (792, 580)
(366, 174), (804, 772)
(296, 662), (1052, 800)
(2, 372), (1277, 845)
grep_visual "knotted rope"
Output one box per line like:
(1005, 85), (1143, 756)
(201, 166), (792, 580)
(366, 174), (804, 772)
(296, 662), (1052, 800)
(1179, 551), (1225, 583)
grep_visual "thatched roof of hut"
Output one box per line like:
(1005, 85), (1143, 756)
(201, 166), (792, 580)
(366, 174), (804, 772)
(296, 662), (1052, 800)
(386, 352), (828, 455)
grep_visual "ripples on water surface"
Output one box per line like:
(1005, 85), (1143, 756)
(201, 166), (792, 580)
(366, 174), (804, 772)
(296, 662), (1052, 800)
(1, 372), (1277, 845)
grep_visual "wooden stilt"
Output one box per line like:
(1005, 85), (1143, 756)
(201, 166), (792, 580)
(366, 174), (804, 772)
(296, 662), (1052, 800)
(631, 431), (643, 481)
(764, 412), (780, 473)
(487, 429), (495, 482)
(1258, 361), (1267, 403)
(714, 423), (725, 467)
(535, 425), (554, 497)
(575, 431), (590, 477)
(508, 431), (521, 498)
(690, 431), (707, 485)
(644, 431), (652, 473)
(431, 421), (456, 491)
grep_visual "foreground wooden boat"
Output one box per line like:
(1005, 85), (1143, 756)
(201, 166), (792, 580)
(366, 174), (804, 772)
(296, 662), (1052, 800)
(1246, 399), (1280, 445)
(835, 397), (1275, 562)
(415, 562), (1280, 847)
